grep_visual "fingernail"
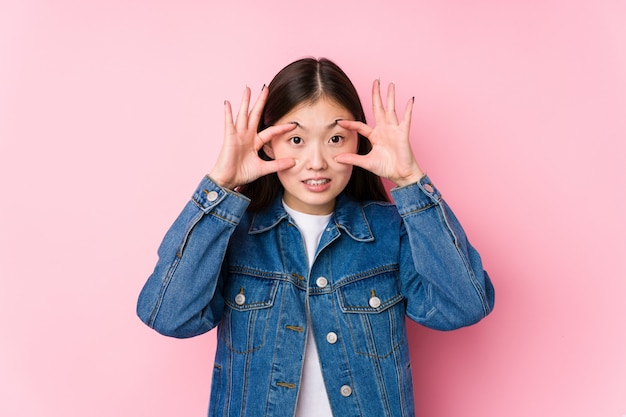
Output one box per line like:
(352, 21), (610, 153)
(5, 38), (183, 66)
(412, 96), (415, 103)
(262, 84), (266, 91)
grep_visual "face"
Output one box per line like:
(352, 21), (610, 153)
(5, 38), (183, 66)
(264, 97), (358, 215)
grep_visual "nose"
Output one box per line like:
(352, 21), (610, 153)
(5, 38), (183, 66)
(307, 143), (328, 171)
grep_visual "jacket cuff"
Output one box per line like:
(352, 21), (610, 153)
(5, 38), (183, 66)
(191, 176), (250, 222)
(390, 175), (442, 215)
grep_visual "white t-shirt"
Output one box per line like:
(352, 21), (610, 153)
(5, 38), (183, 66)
(283, 202), (334, 417)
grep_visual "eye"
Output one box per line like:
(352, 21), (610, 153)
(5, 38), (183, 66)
(289, 136), (303, 145)
(329, 135), (344, 144)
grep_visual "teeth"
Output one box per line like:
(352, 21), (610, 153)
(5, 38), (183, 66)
(305, 179), (329, 186)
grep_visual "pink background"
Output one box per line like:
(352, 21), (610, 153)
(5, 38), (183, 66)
(1, 0), (625, 416)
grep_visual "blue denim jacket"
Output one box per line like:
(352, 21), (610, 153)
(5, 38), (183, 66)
(137, 175), (494, 417)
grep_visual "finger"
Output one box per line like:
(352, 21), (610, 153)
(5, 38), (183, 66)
(248, 84), (268, 130)
(258, 158), (297, 176)
(223, 100), (235, 134)
(334, 152), (368, 169)
(402, 96), (415, 129)
(272, 157), (297, 172)
(386, 82), (398, 124)
(235, 86), (251, 130)
(336, 153), (382, 177)
(336, 119), (374, 138)
(335, 153), (380, 176)
(254, 123), (297, 150)
(371, 79), (385, 120)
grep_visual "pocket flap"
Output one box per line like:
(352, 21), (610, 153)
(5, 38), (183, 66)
(338, 272), (403, 314)
(223, 274), (278, 311)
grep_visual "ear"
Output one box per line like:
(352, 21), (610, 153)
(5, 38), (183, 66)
(263, 143), (275, 159)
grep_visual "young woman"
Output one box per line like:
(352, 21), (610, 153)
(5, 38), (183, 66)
(137, 57), (495, 417)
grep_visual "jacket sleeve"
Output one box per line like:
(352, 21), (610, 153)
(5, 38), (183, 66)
(391, 176), (495, 330)
(136, 176), (250, 338)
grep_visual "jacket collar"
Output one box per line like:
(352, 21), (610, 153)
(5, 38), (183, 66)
(248, 192), (374, 242)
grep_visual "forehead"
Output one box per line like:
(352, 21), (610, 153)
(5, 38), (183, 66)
(277, 97), (352, 124)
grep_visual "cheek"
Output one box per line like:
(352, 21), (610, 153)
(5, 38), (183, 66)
(267, 142), (293, 159)
(332, 160), (354, 178)
(347, 134), (359, 153)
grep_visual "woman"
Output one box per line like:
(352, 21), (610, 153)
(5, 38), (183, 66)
(137, 57), (494, 417)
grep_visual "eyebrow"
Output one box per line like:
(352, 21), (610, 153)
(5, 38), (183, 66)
(290, 119), (345, 131)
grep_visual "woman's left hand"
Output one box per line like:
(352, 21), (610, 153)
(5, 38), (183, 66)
(335, 79), (425, 187)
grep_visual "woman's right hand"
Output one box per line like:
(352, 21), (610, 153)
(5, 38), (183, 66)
(209, 86), (297, 190)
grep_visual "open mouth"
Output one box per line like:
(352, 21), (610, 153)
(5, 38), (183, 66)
(304, 179), (330, 186)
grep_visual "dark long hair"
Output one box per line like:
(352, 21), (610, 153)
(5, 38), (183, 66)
(239, 57), (389, 211)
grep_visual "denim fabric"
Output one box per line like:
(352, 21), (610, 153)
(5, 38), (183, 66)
(137, 175), (495, 417)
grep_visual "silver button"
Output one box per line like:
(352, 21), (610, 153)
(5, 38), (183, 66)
(234, 293), (246, 305)
(340, 385), (352, 397)
(369, 296), (381, 308)
(423, 184), (434, 193)
(316, 277), (328, 288)
(326, 332), (338, 344)
(207, 190), (219, 201)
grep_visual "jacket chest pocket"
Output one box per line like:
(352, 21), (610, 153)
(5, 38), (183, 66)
(338, 271), (405, 359)
(220, 273), (278, 354)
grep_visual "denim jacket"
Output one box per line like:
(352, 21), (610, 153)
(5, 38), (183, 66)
(137, 175), (494, 417)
